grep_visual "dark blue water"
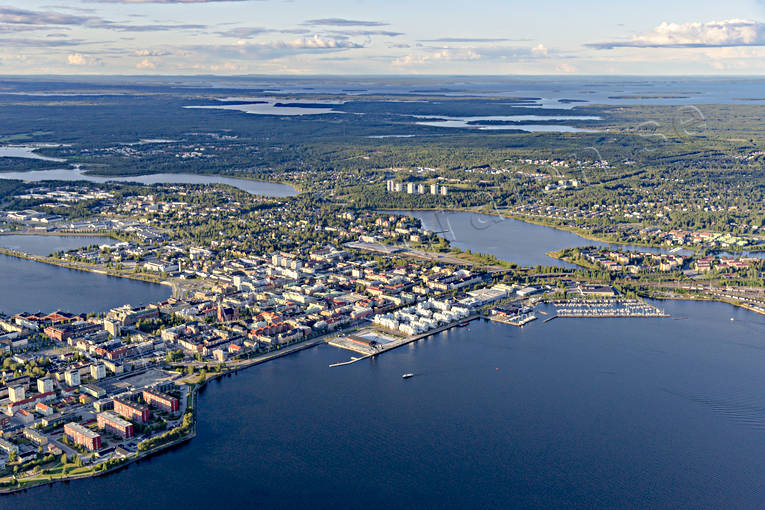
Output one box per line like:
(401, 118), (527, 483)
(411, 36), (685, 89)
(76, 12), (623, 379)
(0, 254), (170, 315)
(8, 299), (765, 509)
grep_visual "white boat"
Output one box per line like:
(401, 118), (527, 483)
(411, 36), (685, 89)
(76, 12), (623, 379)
(402, 373), (415, 379)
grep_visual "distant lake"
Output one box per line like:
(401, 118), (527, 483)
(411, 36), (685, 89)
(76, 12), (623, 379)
(0, 168), (297, 197)
(185, 97), (343, 116)
(0, 145), (66, 162)
(413, 114), (601, 132)
(385, 210), (695, 267)
(0, 234), (116, 256)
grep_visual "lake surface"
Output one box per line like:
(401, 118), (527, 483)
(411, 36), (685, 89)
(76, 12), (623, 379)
(0, 234), (115, 256)
(0, 253), (170, 315)
(0, 168), (297, 197)
(414, 114), (600, 132)
(185, 97), (344, 116)
(384, 209), (690, 267)
(0, 145), (66, 162)
(8, 299), (765, 509)
(391, 210), (764, 264)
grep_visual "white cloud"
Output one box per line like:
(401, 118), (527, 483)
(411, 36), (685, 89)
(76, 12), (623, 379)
(531, 43), (548, 56)
(136, 58), (155, 69)
(589, 19), (765, 49)
(134, 49), (170, 57)
(303, 18), (388, 27)
(67, 52), (97, 65)
(209, 61), (240, 72)
(283, 35), (362, 49)
(556, 62), (577, 73)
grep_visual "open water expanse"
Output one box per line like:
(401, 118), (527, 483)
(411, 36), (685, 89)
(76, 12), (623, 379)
(0, 254), (170, 316)
(6, 299), (765, 509)
(382, 209), (698, 268)
(0, 234), (115, 256)
(0, 167), (297, 197)
(2, 205), (765, 508)
(0, 235), (168, 315)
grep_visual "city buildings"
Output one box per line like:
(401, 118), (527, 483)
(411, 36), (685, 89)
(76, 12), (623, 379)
(64, 422), (102, 451)
(97, 412), (134, 439)
(143, 389), (179, 413)
(114, 398), (150, 423)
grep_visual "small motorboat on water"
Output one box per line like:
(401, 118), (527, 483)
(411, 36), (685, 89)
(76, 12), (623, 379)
(402, 373), (415, 379)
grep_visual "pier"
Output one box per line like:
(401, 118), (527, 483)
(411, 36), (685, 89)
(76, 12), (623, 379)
(329, 315), (481, 366)
(488, 313), (537, 327)
(552, 299), (668, 318)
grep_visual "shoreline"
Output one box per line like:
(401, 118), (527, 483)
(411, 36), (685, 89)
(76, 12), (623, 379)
(0, 167), (302, 196)
(2, 291), (763, 493)
(0, 231), (117, 238)
(0, 247), (172, 289)
(0, 336), (327, 495)
(380, 206), (763, 255)
(545, 250), (765, 318)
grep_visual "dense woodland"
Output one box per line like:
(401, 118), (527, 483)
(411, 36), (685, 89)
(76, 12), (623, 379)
(0, 78), (763, 240)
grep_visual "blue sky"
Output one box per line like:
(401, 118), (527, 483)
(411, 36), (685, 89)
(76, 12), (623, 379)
(1, 0), (765, 74)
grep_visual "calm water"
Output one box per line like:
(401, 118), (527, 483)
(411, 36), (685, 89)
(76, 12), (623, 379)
(0, 168), (297, 197)
(387, 210), (702, 267)
(414, 114), (600, 132)
(7, 299), (765, 509)
(0, 254), (170, 316)
(0, 235), (115, 256)
(0, 145), (66, 162)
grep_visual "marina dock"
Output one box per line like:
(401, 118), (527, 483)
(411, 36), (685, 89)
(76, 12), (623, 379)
(553, 299), (668, 318)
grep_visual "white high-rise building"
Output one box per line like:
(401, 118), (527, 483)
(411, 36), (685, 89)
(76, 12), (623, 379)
(91, 364), (106, 381)
(8, 386), (25, 403)
(37, 378), (53, 394)
(65, 370), (81, 387)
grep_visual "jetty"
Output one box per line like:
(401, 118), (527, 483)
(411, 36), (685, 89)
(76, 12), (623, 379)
(552, 299), (668, 318)
(329, 315), (481, 366)
(488, 312), (537, 327)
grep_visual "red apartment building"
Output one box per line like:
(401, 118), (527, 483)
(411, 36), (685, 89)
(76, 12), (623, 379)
(64, 422), (101, 451)
(114, 398), (150, 423)
(142, 389), (179, 413)
(97, 412), (134, 439)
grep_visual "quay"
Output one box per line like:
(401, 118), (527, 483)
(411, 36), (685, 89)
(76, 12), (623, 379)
(488, 313), (537, 327)
(329, 315), (481, 366)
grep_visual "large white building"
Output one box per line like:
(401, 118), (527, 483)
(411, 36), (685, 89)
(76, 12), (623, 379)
(8, 386), (25, 403)
(65, 370), (80, 387)
(91, 363), (106, 380)
(37, 377), (53, 394)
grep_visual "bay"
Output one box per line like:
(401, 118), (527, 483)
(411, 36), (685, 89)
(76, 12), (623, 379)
(6, 299), (765, 509)
(0, 168), (297, 197)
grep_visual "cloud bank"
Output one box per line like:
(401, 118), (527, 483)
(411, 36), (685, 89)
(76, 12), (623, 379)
(589, 19), (765, 49)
